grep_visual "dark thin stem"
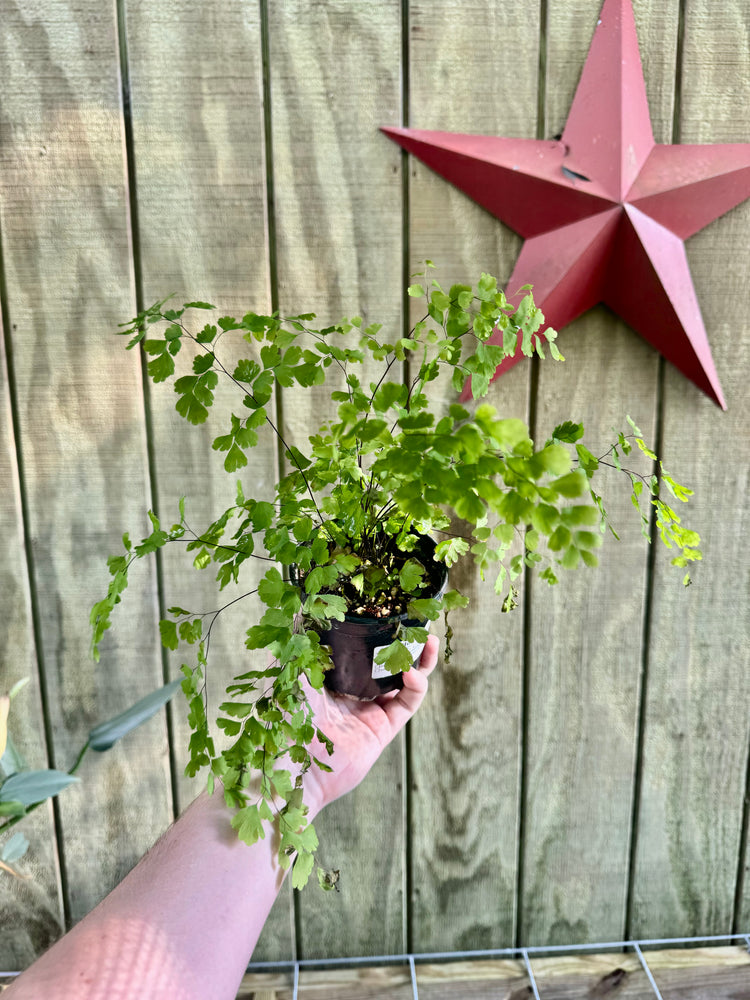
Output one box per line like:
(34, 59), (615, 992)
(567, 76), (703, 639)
(179, 529), (276, 562)
(359, 351), (404, 489)
(297, 324), (351, 385)
(430, 527), (473, 541)
(203, 589), (260, 644)
(170, 588), (260, 627)
(372, 499), (398, 523)
(597, 460), (656, 488)
(178, 324), (327, 526)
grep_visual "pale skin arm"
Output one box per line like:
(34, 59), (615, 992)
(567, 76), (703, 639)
(6, 636), (439, 1000)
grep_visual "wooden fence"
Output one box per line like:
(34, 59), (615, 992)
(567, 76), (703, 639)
(1, 0), (749, 971)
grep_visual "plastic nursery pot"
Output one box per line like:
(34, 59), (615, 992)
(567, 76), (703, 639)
(293, 536), (448, 702)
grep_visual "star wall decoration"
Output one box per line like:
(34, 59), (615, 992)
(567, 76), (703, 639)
(383, 0), (750, 409)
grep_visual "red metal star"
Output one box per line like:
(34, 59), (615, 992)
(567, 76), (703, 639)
(383, 0), (750, 409)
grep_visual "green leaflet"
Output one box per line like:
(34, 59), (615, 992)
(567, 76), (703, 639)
(0, 770), (80, 807)
(89, 681), (182, 752)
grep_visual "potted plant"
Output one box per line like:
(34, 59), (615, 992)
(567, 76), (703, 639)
(90, 264), (700, 888)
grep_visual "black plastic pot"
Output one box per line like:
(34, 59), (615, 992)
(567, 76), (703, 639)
(293, 535), (447, 701)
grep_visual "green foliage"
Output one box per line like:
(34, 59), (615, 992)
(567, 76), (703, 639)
(0, 770), (80, 808)
(88, 680), (182, 752)
(618, 418), (702, 582)
(374, 639), (415, 674)
(95, 269), (702, 887)
(0, 679), (181, 871)
(1, 831), (29, 865)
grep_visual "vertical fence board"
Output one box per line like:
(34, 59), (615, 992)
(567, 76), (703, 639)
(631, 0), (750, 937)
(0, 0), (171, 932)
(0, 319), (63, 965)
(1, 0), (749, 967)
(406, 0), (540, 951)
(267, 0), (405, 958)
(518, 0), (679, 945)
(123, 0), (291, 961)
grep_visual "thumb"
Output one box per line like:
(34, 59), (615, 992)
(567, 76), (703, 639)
(380, 635), (439, 737)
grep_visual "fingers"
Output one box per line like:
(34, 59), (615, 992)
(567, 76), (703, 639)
(380, 635), (440, 737)
(415, 634), (439, 677)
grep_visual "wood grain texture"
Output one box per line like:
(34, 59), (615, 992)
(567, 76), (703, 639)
(0, 0), (171, 938)
(630, 0), (750, 938)
(529, 952), (651, 999)
(518, 0), (679, 946)
(205, 946), (750, 999)
(0, 323), (64, 965)
(267, 0), (406, 959)
(233, 958), (528, 1000)
(2, 946), (749, 997)
(543, 0), (679, 144)
(531, 946), (750, 1000)
(406, 0), (541, 952)
(123, 0), (291, 961)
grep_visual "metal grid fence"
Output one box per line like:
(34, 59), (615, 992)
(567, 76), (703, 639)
(2, 931), (748, 996)
(244, 932), (750, 1000)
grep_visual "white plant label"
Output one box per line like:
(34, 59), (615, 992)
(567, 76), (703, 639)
(371, 638), (427, 680)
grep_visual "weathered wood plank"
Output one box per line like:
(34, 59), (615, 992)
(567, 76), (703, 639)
(529, 952), (650, 998)
(517, 0), (680, 946)
(123, 0), (291, 961)
(532, 946), (750, 999)
(226, 945), (750, 998)
(0, 322), (63, 965)
(267, 0), (405, 958)
(232, 958), (527, 999)
(630, 0), (750, 937)
(406, 0), (540, 952)
(646, 947), (750, 1000)
(3, 945), (749, 996)
(0, 0), (171, 936)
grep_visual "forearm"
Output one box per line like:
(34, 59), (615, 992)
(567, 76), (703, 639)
(7, 788), (311, 1000)
(7, 641), (436, 999)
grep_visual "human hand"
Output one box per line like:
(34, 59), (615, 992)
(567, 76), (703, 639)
(299, 635), (439, 817)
